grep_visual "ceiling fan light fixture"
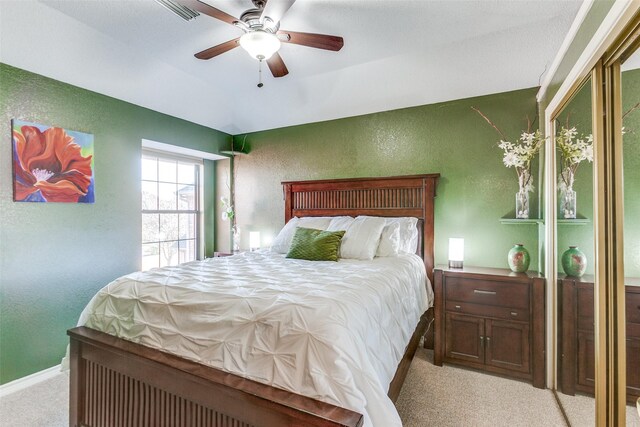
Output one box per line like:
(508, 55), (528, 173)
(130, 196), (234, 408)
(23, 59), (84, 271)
(239, 30), (281, 60)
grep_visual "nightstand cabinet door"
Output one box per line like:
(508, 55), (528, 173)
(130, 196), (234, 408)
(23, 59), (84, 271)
(485, 319), (530, 373)
(577, 331), (595, 389)
(445, 313), (484, 364)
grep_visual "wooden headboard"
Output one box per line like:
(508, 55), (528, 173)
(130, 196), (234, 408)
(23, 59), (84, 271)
(282, 174), (440, 283)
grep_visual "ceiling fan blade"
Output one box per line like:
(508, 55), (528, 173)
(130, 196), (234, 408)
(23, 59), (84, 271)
(261, 0), (296, 24)
(195, 38), (240, 59)
(266, 53), (289, 78)
(277, 30), (344, 51)
(176, 0), (238, 25)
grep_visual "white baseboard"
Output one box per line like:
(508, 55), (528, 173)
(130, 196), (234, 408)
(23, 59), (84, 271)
(0, 364), (62, 398)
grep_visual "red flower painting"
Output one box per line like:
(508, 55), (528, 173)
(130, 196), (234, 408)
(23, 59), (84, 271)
(12, 121), (94, 203)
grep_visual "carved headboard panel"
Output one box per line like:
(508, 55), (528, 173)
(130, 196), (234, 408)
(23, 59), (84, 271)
(282, 174), (439, 283)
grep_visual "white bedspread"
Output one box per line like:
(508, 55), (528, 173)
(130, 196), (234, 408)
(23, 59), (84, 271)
(76, 250), (432, 427)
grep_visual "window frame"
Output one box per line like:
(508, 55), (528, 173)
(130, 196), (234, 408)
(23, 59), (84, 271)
(141, 148), (204, 270)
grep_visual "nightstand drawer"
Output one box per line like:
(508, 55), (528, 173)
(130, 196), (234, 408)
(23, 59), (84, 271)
(446, 301), (529, 322)
(445, 277), (529, 309)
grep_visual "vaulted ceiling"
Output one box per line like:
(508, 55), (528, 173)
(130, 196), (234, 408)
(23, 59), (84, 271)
(0, 0), (583, 134)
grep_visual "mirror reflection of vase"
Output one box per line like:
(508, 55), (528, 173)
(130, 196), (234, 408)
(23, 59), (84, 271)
(561, 189), (577, 219)
(561, 246), (587, 277)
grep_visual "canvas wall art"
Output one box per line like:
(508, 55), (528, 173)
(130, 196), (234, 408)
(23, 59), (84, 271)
(11, 119), (94, 203)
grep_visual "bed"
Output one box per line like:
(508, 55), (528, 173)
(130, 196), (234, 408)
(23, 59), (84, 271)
(68, 174), (439, 427)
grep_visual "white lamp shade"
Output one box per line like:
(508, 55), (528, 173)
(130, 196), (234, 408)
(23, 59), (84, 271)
(448, 238), (464, 262)
(239, 31), (281, 60)
(250, 231), (261, 250)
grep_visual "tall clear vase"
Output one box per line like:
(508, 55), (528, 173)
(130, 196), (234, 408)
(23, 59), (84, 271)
(232, 226), (241, 253)
(516, 190), (530, 219)
(561, 189), (577, 219)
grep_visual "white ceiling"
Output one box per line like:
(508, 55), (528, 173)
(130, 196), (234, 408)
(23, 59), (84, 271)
(0, 0), (583, 134)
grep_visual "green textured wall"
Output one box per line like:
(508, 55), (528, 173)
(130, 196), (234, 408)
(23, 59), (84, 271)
(0, 63), (231, 384)
(221, 88), (542, 270)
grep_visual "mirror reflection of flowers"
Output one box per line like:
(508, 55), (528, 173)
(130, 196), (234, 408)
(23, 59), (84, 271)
(556, 126), (593, 193)
(556, 125), (593, 218)
(472, 107), (546, 218)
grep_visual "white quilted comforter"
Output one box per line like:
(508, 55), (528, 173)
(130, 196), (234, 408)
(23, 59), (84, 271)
(76, 250), (432, 427)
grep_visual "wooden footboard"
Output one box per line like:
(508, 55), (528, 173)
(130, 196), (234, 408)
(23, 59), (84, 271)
(68, 310), (430, 427)
(68, 327), (364, 427)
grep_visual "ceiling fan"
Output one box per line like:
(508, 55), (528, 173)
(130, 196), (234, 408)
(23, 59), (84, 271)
(165, 0), (344, 79)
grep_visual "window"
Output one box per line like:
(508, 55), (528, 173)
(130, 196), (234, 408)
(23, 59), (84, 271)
(141, 151), (202, 270)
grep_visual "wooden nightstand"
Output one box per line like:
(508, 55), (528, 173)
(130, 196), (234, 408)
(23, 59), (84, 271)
(434, 265), (545, 388)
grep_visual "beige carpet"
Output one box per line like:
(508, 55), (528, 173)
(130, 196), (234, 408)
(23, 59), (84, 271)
(0, 349), (636, 426)
(396, 349), (567, 426)
(0, 372), (69, 426)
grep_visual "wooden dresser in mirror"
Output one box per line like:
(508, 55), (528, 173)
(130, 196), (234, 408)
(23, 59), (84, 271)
(558, 275), (640, 403)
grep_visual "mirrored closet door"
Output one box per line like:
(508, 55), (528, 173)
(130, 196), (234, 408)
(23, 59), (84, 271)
(544, 5), (640, 424)
(550, 50), (640, 427)
(551, 76), (597, 426)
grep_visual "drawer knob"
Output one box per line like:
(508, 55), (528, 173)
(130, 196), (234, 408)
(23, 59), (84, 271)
(455, 305), (461, 310)
(511, 311), (518, 317)
(474, 289), (497, 296)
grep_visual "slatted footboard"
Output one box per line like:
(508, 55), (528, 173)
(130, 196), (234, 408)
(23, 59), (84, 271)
(69, 327), (364, 427)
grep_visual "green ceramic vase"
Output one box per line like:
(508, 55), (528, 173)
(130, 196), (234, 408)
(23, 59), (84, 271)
(508, 244), (530, 273)
(561, 246), (587, 277)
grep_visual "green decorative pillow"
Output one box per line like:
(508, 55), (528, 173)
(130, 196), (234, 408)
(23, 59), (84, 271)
(286, 227), (346, 262)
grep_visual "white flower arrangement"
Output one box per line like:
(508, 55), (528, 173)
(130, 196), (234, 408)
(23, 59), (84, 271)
(497, 130), (545, 194)
(556, 126), (593, 193)
(472, 107), (545, 195)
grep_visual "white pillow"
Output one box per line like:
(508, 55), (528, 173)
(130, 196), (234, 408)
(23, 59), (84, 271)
(327, 216), (354, 232)
(271, 217), (300, 253)
(385, 217), (419, 253)
(340, 216), (386, 260)
(376, 221), (401, 257)
(327, 216), (354, 257)
(298, 216), (332, 230)
(271, 217), (332, 254)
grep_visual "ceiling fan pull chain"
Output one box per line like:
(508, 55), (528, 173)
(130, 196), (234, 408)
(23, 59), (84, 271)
(257, 59), (264, 88)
